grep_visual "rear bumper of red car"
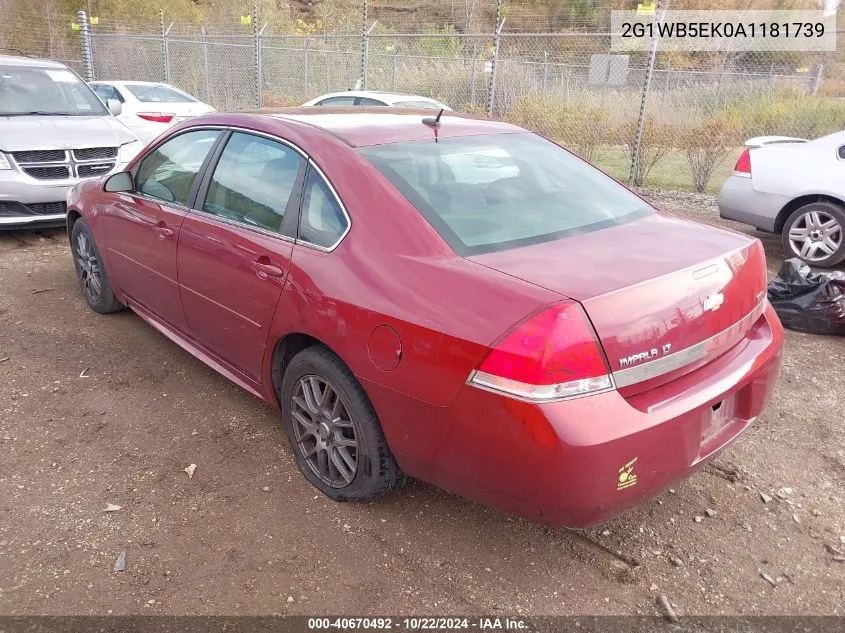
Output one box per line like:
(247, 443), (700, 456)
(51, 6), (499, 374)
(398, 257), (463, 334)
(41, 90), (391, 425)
(370, 302), (784, 528)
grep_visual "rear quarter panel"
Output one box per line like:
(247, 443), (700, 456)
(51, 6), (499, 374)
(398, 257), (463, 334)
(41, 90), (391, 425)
(265, 140), (559, 407)
(751, 138), (845, 201)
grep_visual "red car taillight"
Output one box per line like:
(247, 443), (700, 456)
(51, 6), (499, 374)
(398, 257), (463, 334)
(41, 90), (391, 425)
(734, 148), (752, 177)
(137, 112), (175, 123)
(469, 301), (614, 402)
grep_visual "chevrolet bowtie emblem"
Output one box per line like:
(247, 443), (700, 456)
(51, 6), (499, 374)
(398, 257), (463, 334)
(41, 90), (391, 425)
(703, 292), (725, 312)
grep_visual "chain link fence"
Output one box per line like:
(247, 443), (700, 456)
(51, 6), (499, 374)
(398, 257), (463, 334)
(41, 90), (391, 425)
(3, 0), (843, 194)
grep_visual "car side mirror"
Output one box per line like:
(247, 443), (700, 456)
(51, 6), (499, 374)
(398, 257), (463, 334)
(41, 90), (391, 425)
(106, 99), (122, 116)
(104, 171), (133, 193)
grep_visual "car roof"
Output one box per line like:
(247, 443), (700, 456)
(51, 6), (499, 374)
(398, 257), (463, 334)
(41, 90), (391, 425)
(90, 80), (173, 87)
(249, 107), (523, 147)
(0, 54), (68, 69)
(314, 91), (443, 104)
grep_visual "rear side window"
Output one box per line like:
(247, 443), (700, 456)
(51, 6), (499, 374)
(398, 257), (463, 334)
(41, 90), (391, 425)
(318, 96), (356, 106)
(298, 167), (348, 249)
(393, 100), (441, 109)
(359, 133), (652, 255)
(202, 132), (303, 233)
(356, 97), (387, 106)
(126, 84), (195, 103)
(135, 130), (220, 205)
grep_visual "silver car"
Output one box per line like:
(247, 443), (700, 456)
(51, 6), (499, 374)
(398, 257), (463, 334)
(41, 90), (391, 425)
(718, 130), (845, 268)
(0, 55), (143, 229)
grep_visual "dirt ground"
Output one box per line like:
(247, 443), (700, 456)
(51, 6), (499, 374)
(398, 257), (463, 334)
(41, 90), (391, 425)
(0, 190), (843, 617)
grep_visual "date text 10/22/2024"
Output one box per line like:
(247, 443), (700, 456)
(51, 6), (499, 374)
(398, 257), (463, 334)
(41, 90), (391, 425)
(307, 617), (529, 630)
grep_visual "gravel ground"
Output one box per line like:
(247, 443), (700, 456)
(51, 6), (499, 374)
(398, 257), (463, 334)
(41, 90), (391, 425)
(0, 191), (843, 616)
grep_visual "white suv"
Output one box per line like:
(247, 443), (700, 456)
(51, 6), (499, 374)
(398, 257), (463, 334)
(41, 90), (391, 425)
(0, 55), (142, 229)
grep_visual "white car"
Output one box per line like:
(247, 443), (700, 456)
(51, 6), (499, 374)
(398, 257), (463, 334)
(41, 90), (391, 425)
(718, 130), (845, 268)
(89, 81), (215, 144)
(302, 91), (451, 110)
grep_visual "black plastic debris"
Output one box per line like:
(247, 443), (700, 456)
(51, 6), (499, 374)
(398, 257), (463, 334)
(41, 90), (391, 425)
(767, 258), (845, 335)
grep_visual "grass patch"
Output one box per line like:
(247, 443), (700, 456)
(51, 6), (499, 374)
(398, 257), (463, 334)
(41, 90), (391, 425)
(590, 146), (745, 194)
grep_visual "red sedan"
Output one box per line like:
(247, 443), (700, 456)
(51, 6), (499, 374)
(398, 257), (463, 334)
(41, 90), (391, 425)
(67, 109), (783, 527)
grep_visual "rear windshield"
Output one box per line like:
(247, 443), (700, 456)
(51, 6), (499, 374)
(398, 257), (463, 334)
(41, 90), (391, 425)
(0, 65), (107, 116)
(359, 133), (652, 255)
(126, 84), (196, 103)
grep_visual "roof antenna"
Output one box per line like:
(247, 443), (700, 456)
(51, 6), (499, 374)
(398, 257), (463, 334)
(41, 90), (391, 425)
(422, 108), (444, 129)
(422, 108), (444, 142)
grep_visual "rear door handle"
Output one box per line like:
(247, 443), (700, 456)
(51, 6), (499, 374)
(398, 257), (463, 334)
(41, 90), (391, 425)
(153, 222), (174, 240)
(253, 257), (284, 279)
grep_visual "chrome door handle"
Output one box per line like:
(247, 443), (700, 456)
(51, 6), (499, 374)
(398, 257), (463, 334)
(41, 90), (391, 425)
(253, 259), (284, 279)
(153, 222), (174, 240)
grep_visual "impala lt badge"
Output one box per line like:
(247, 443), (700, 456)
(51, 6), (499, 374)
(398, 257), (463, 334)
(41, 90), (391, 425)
(703, 292), (725, 312)
(619, 342), (672, 368)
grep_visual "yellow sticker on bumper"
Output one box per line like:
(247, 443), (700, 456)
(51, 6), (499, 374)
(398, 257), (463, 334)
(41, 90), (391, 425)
(618, 457), (638, 490)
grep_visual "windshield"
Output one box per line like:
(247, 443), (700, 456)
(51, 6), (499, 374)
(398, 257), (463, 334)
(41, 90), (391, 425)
(126, 84), (196, 103)
(359, 133), (652, 255)
(0, 65), (108, 116)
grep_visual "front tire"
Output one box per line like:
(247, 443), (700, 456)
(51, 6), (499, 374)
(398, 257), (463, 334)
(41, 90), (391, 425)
(781, 201), (845, 268)
(280, 345), (406, 501)
(70, 218), (125, 314)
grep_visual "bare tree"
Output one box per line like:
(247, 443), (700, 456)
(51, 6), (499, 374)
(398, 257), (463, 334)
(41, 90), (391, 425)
(464, 0), (477, 32)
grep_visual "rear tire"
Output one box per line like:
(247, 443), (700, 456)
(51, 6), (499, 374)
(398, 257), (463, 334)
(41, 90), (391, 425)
(781, 201), (845, 268)
(70, 218), (125, 314)
(280, 345), (407, 501)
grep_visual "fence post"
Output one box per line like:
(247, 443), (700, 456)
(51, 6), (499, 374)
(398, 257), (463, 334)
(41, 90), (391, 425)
(542, 50), (549, 93)
(470, 57), (477, 106)
(391, 47), (398, 91)
(253, 6), (264, 108)
(77, 10), (94, 81)
(303, 39), (310, 97)
(661, 69), (671, 110)
(629, 0), (666, 188)
(202, 27), (211, 103)
(160, 10), (172, 84)
(362, 21), (378, 90)
(486, 0), (505, 118)
(359, 0), (368, 89)
(809, 63), (823, 95)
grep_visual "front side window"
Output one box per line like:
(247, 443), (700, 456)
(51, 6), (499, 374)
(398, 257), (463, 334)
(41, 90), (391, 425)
(92, 84), (122, 103)
(135, 129), (220, 205)
(0, 65), (107, 116)
(299, 167), (348, 249)
(126, 84), (196, 103)
(202, 132), (303, 234)
(359, 133), (653, 255)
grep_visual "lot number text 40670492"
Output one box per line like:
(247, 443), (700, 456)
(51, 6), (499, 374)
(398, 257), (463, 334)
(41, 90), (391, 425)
(307, 617), (529, 630)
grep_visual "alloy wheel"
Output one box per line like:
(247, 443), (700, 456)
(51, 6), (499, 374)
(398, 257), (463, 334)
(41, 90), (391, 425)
(291, 375), (358, 488)
(75, 232), (102, 302)
(788, 210), (843, 262)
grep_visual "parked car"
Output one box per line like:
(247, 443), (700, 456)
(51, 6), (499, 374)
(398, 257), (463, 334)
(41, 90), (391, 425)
(89, 81), (215, 144)
(66, 109), (783, 528)
(302, 90), (451, 110)
(0, 54), (142, 229)
(718, 130), (845, 268)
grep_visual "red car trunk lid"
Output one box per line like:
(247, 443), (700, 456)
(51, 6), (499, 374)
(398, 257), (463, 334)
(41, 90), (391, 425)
(468, 213), (768, 396)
